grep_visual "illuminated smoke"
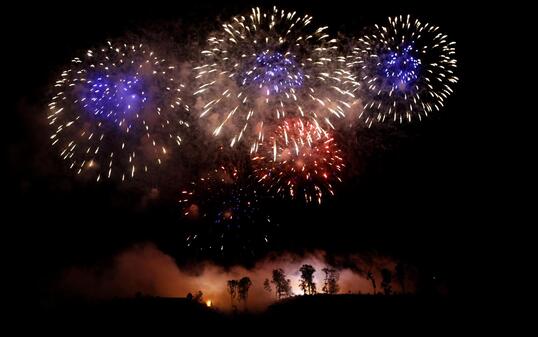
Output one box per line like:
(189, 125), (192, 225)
(58, 243), (414, 311)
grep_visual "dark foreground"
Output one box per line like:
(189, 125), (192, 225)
(30, 294), (452, 334)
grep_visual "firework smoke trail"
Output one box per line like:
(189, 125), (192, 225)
(347, 15), (458, 126)
(59, 244), (412, 311)
(194, 6), (355, 150)
(251, 117), (344, 204)
(179, 166), (276, 256)
(47, 41), (190, 183)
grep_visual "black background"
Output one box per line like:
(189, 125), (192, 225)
(6, 0), (485, 303)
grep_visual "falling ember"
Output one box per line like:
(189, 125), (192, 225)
(251, 117), (344, 204)
(223, 209), (233, 220)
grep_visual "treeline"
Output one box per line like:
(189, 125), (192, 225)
(226, 263), (408, 310)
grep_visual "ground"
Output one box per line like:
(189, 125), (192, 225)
(35, 294), (451, 334)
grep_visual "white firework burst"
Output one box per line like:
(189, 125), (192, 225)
(47, 40), (190, 183)
(194, 6), (355, 150)
(347, 14), (458, 126)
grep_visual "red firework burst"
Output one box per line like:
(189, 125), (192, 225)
(251, 117), (344, 204)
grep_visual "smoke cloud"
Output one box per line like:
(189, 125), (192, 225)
(58, 243), (414, 311)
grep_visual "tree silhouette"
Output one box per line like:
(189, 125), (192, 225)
(238, 277), (253, 310)
(322, 267), (340, 294)
(193, 290), (204, 303)
(227, 280), (239, 305)
(380, 268), (393, 295)
(271, 268), (292, 299)
(395, 263), (406, 294)
(263, 278), (272, 294)
(299, 264), (317, 295)
(366, 271), (377, 295)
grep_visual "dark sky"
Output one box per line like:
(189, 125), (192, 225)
(6, 0), (481, 299)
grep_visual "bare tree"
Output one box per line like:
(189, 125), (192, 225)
(227, 280), (239, 305)
(380, 268), (393, 295)
(322, 267), (340, 294)
(271, 268), (292, 299)
(367, 271), (377, 295)
(299, 264), (317, 295)
(238, 277), (253, 310)
(193, 290), (204, 303)
(263, 278), (272, 294)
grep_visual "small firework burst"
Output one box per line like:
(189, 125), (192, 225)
(179, 166), (276, 256)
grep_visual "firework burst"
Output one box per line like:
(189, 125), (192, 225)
(251, 117), (344, 204)
(347, 15), (458, 125)
(194, 6), (355, 149)
(179, 166), (276, 256)
(47, 41), (189, 183)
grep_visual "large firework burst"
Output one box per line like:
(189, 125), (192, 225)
(347, 15), (458, 125)
(251, 117), (344, 204)
(194, 6), (355, 149)
(179, 166), (276, 256)
(47, 41), (189, 183)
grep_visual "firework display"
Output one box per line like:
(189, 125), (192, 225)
(44, 10), (460, 255)
(194, 6), (355, 149)
(47, 41), (189, 182)
(347, 15), (458, 125)
(251, 117), (344, 204)
(179, 166), (276, 255)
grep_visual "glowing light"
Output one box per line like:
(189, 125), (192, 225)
(381, 44), (420, 88)
(240, 51), (304, 94)
(83, 75), (147, 118)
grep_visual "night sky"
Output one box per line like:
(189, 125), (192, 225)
(6, 0), (481, 304)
